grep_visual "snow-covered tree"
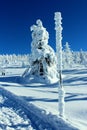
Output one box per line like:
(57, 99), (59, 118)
(73, 52), (81, 64)
(54, 12), (65, 117)
(22, 19), (58, 83)
(63, 42), (74, 68)
(79, 49), (86, 64)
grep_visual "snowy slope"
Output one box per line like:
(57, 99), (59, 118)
(0, 67), (87, 129)
(0, 87), (78, 130)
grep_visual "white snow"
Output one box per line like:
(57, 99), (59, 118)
(0, 66), (87, 129)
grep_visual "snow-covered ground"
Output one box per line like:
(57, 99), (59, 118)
(0, 67), (87, 130)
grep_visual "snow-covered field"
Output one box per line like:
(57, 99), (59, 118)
(0, 66), (87, 130)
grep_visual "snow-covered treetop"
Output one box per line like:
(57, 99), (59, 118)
(54, 12), (62, 28)
(30, 19), (49, 45)
(30, 19), (43, 31)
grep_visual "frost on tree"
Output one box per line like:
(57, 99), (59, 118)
(54, 12), (65, 117)
(63, 42), (74, 68)
(22, 19), (58, 83)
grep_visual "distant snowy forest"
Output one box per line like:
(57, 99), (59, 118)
(0, 42), (87, 69)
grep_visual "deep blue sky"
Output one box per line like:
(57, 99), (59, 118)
(0, 0), (87, 54)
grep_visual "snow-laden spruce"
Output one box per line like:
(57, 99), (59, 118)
(22, 19), (58, 83)
(63, 42), (74, 68)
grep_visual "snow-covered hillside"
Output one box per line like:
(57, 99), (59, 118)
(0, 66), (87, 130)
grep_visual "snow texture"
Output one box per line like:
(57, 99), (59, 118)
(0, 66), (87, 129)
(0, 87), (78, 130)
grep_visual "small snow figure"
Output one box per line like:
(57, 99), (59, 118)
(23, 19), (58, 83)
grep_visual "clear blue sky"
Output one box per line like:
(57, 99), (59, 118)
(0, 0), (87, 54)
